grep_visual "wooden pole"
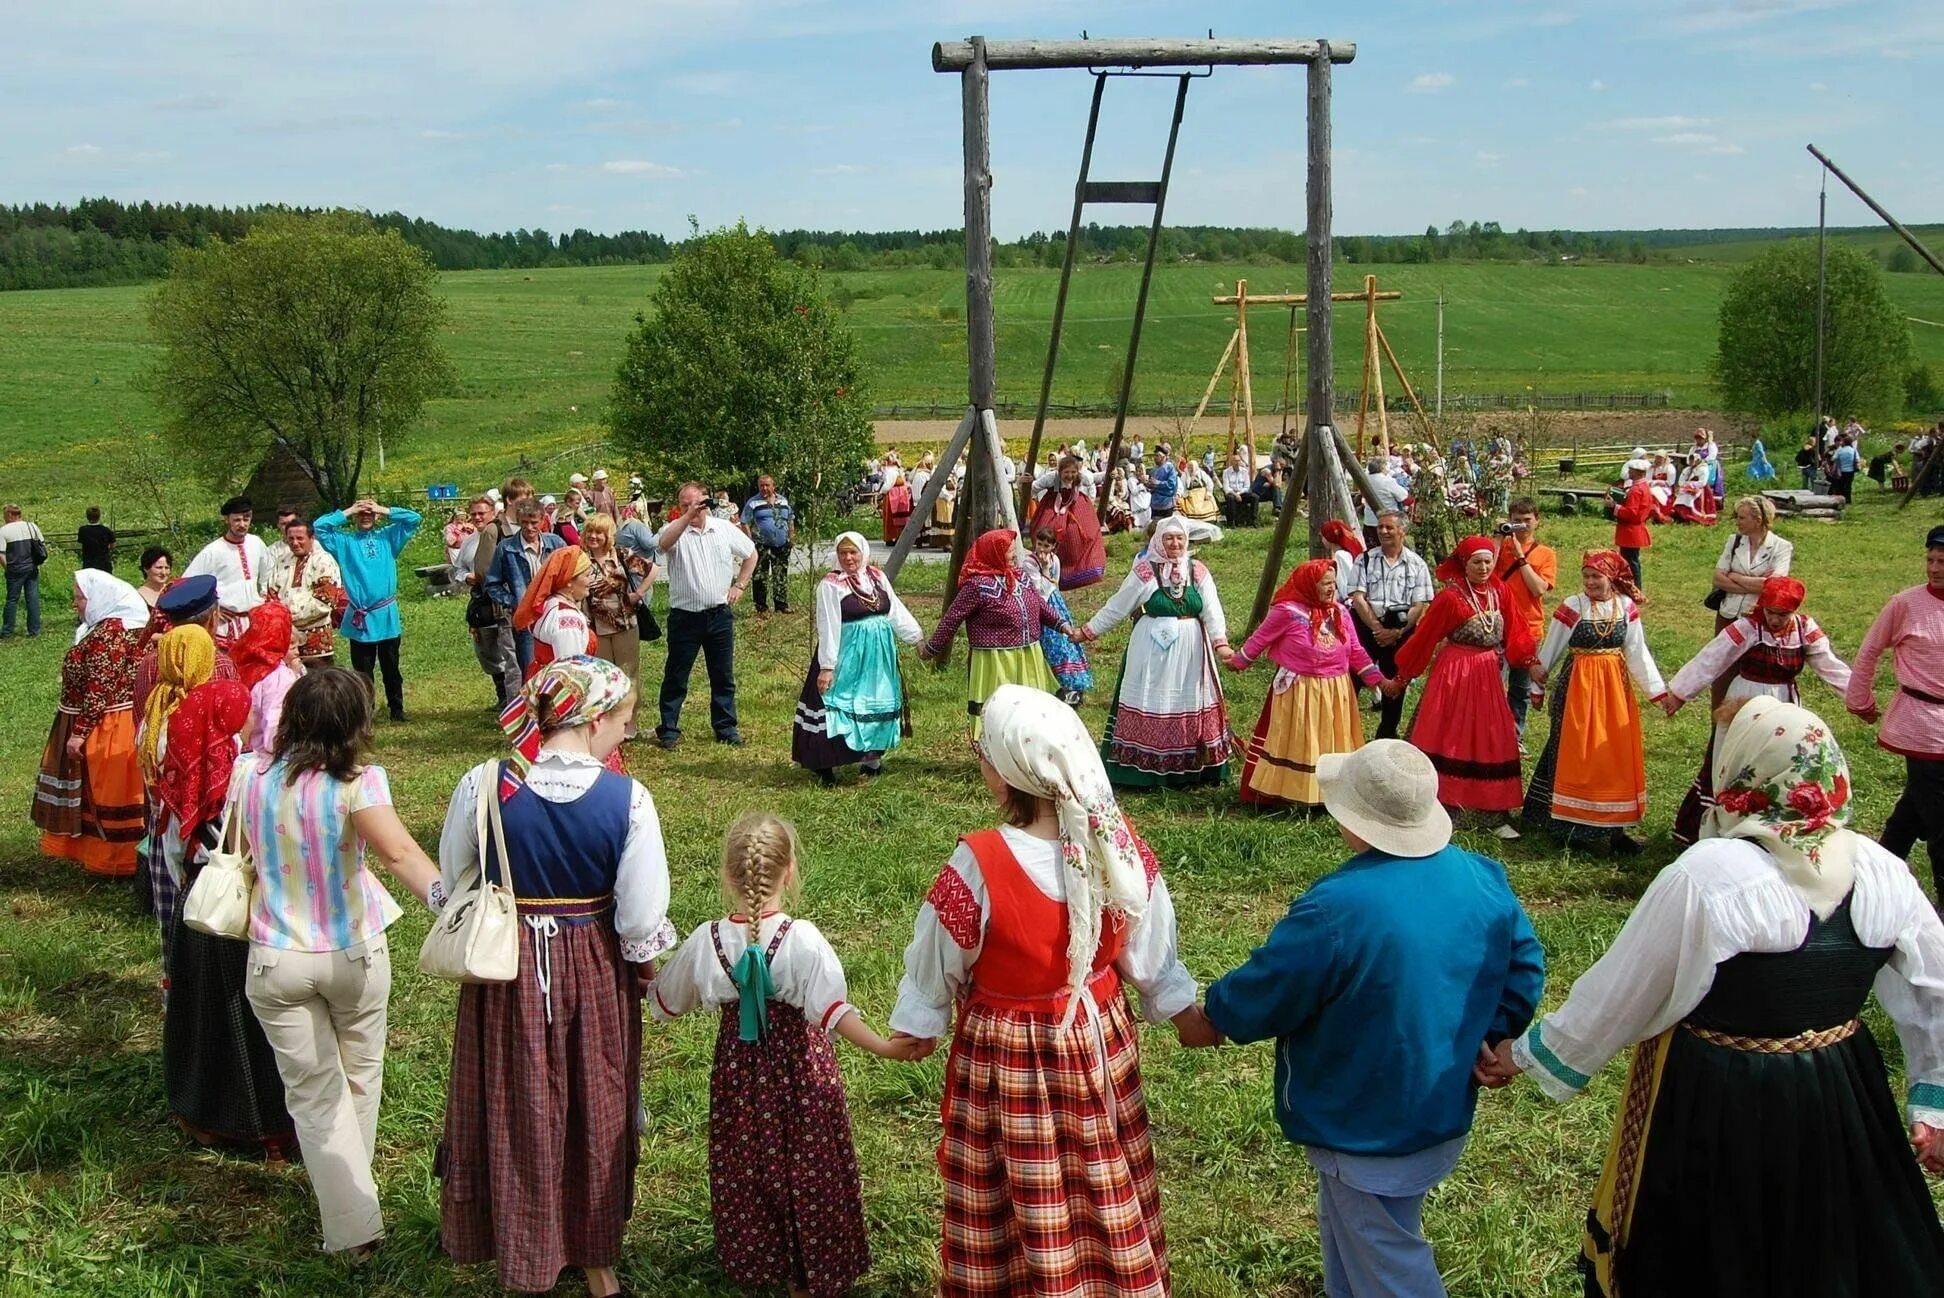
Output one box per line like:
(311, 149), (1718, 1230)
(980, 409), (1020, 536)
(884, 407), (978, 579)
(1302, 44), (1338, 561)
(1354, 309), (1374, 460)
(1280, 306), (1299, 443)
(1021, 74), (1106, 519)
(1238, 286), (1257, 469)
(933, 38), (1358, 72)
(1374, 322), (1439, 447)
(1331, 423), (1392, 528)
(1808, 144), (1944, 278)
(1251, 414), (1312, 630)
(949, 38), (996, 595)
(1225, 280), (1246, 458)
(1191, 329), (1238, 429)
(1369, 302), (1391, 462)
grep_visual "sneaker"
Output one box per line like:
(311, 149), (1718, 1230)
(389, 708), (408, 723)
(1492, 823), (1522, 841)
(714, 732), (746, 747)
(657, 733), (680, 751)
(859, 761), (883, 778)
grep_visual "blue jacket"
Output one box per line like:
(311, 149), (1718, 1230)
(485, 530), (564, 612)
(1205, 845), (1545, 1157)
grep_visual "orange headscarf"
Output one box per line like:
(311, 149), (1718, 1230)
(1274, 558), (1344, 637)
(959, 529), (1019, 592)
(514, 545), (591, 631)
(231, 600), (292, 691)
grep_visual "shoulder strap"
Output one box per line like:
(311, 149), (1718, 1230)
(765, 917), (794, 960)
(481, 761), (516, 901)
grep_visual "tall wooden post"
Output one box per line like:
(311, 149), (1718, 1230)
(950, 37), (997, 590)
(1225, 279), (1246, 458)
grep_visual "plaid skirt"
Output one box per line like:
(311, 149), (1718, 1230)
(439, 917), (642, 1294)
(939, 991), (1168, 1297)
(709, 1003), (870, 1296)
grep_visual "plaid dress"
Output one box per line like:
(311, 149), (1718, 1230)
(937, 830), (1169, 1297)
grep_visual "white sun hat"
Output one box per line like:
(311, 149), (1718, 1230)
(1315, 740), (1452, 859)
(569, 472), (588, 486)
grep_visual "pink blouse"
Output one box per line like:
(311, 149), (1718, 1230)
(1232, 602), (1382, 684)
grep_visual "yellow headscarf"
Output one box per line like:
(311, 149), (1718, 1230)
(140, 625), (217, 783)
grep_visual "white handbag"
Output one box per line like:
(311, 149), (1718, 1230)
(182, 791), (255, 940)
(418, 764), (520, 983)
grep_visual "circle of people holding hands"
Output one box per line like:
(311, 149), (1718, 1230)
(20, 440), (1944, 1297)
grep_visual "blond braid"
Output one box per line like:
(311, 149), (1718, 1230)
(722, 813), (801, 950)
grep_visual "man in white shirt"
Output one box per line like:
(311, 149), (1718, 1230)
(1346, 512), (1435, 739)
(183, 495), (271, 641)
(1220, 450), (1257, 527)
(655, 481), (757, 749)
(1359, 463), (1410, 545)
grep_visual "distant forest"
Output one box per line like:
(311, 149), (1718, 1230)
(0, 196), (1921, 291)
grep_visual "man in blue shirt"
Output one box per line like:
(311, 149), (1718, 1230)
(314, 497), (422, 721)
(741, 474), (796, 614)
(1199, 740), (1545, 1297)
(1145, 448), (1180, 519)
(485, 498), (565, 673)
(1832, 435), (1860, 502)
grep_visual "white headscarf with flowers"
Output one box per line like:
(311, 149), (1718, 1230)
(1145, 514), (1194, 594)
(978, 684), (1149, 1024)
(1705, 695), (1856, 918)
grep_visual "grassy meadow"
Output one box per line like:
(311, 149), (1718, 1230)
(4, 256), (1944, 528)
(1, 476), (1939, 1295)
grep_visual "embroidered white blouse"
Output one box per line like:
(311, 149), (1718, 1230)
(1666, 613), (1851, 706)
(1533, 594), (1666, 699)
(651, 914), (858, 1033)
(1084, 558), (1229, 647)
(889, 824), (1199, 1040)
(532, 596), (593, 662)
(437, 750), (677, 964)
(1511, 837), (1944, 1125)
(814, 572), (923, 672)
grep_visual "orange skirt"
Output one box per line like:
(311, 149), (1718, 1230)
(1543, 651), (1647, 827)
(33, 707), (144, 876)
(1239, 673), (1363, 807)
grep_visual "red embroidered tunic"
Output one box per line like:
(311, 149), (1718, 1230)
(62, 621), (141, 739)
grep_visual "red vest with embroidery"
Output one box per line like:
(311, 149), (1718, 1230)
(962, 828), (1126, 1013)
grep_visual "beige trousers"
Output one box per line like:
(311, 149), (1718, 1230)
(245, 935), (392, 1253)
(596, 628), (642, 730)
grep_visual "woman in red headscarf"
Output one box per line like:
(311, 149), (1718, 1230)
(1391, 534), (1541, 826)
(232, 600), (302, 755)
(1321, 518), (1364, 604)
(513, 545), (597, 680)
(1663, 575), (1855, 842)
(1227, 558), (1389, 808)
(918, 529), (1074, 738)
(1522, 551), (1667, 849)
(156, 677), (297, 1157)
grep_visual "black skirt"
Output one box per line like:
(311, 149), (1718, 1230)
(163, 916), (296, 1149)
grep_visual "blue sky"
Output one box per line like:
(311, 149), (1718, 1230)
(6, 0), (1939, 239)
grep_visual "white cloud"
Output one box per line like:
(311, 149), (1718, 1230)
(600, 159), (683, 176)
(1651, 131), (1747, 155)
(1476, 150), (1504, 164)
(671, 70), (747, 97)
(1502, 76), (1531, 88)
(153, 93), (225, 112)
(1881, 45), (1915, 58)
(575, 97), (626, 112)
(547, 203), (593, 216)
(1609, 114), (1709, 130)
(1409, 72), (1455, 92)
(1810, 81), (1828, 91)
(1569, 185), (1590, 197)
(64, 143), (102, 157)
(812, 163), (868, 175)
(1589, 78), (1609, 91)
(420, 128), (465, 141)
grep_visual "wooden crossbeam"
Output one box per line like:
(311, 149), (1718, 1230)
(1212, 289), (1400, 305)
(1080, 180), (1162, 205)
(934, 38), (1357, 72)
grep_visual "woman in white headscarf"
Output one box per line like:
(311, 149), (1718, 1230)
(792, 531), (926, 786)
(32, 571), (151, 875)
(1482, 696), (1944, 1297)
(890, 685), (1206, 1298)
(1079, 514), (1237, 787)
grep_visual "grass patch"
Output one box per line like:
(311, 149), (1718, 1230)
(0, 481), (1935, 1293)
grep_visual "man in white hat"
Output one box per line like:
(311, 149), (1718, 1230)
(569, 472), (588, 491)
(587, 469), (618, 520)
(1199, 740), (1544, 1298)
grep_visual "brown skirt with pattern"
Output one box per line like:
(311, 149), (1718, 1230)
(709, 1002), (870, 1297)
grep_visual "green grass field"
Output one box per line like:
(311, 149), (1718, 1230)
(1, 479), (1937, 1295)
(4, 257), (1943, 529)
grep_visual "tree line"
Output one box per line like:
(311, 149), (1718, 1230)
(3, 197), (1930, 292)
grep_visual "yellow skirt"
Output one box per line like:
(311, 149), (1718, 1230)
(967, 645), (1058, 739)
(1238, 673), (1363, 807)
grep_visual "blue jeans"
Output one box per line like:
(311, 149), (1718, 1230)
(3, 570), (40, 636)
(1800, 465), (1816, 490)
(658, 605), (738, 740)
(1506, 666), (1532, 733)
(1308, 1136), (1466, 1297)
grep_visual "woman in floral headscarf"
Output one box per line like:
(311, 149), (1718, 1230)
(1390, 533), (1540, 829)
(156, 676), (296, 1158)
(793, 531), (926, 786)
(1484, 697), (1944, 1297)
(1664, 575), (1853, 843)
(1080, 515), (1237, 788)
(1522, 551), (1666, 849)
(438, 656), (676, 1297)
(890, 685), (1206, 1298)
(1227, 558), (1387, 809)
(919, 529), (1073, 738)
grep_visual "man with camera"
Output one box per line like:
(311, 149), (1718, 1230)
(1346, 511), (1435, 740)
(1494, 498), (1556, 740)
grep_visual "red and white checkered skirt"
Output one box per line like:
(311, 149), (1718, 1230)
(438, 918), (642, 1293)
(938, 990), (1169, 1297)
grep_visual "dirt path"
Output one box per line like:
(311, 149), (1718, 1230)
(874, 408), (1734, 452)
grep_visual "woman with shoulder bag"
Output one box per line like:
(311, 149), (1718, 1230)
(434, 656), (676, 1297)
(1707, 497), (1793, 705)
(234, 668), (440, 1260)
(582, 513), (652, 741)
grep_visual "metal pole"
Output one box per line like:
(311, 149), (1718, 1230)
(1814, 171), (1827, 422)
(1435, 291), (1444, 417)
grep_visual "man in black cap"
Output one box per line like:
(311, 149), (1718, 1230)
(1847, 524), (1944, 892)
(133, 574), (237, 715)
(182, 496), (269, 628)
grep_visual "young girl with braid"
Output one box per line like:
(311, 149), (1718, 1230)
(652, 812), (924, 1296)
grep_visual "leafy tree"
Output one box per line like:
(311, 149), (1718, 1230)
(1712, 240), (1913, 420)
(146, 212), (452, 507)
(609, 221), (873, 535)
(1887, 245), (1920, 274)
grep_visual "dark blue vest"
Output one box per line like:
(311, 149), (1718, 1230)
(484, 761), (631, 921)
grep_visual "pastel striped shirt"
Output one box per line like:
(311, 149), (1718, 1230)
(232, 756), (404, 951)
